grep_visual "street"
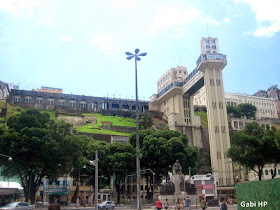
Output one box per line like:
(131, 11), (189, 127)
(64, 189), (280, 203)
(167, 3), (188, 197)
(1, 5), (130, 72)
(36, 204), (238, 210)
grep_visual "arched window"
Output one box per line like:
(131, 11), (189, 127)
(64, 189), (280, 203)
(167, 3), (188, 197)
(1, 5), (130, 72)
(112, 103), (119, 110)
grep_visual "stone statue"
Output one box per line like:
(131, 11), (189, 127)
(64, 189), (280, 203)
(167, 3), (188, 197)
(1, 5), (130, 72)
(172, 160), (182, 175)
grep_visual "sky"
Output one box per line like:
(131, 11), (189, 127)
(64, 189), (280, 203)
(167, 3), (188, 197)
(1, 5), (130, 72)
(0, 0), (279, 101)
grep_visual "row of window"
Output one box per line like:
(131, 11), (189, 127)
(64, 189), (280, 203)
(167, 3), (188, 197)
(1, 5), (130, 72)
(245, 100), (274, 108)
(13, 97), (147, 109)
(264, 169), (280, 176)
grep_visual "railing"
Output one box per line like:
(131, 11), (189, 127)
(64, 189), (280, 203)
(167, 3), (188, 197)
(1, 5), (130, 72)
(46, 185), (69, 192)
(196, 53), (227, 66)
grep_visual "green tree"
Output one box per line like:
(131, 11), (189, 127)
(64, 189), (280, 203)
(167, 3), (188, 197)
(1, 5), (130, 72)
(0, 109), (87, 203)
(130, 129), (198, 199)
(226, 106), (241, 118)
(139, 112), (153, 129)
(239, 103), (257, 119)
(107, 143), (135, 205)
(227, 122), (279, 180)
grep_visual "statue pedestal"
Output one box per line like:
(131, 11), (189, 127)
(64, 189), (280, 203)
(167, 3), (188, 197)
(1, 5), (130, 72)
(172, 174), (183, 202)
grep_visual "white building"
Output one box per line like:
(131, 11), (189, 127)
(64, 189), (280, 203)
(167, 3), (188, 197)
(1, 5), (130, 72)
(193, 87), (278, 120)
(200, 37), (220, 54)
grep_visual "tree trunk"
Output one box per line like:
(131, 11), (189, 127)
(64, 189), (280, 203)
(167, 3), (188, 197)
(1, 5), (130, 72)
(258, 167), (262, 181)
(115, 183), (121, 205)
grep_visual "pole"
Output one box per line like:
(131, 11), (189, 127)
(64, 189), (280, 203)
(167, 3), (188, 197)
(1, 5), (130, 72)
(76, 169), (80, 208)
(95, 151), (98, 210)
(135, 54), (141, 210)
(152, 173), (155, 202)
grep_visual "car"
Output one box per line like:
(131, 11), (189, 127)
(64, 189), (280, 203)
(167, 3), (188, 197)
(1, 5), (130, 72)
(0, 202), (34, 210)
(98, 201), (115, 209)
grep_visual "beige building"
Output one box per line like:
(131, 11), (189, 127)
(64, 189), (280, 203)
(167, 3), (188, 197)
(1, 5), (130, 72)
(194, 88), (278, 120)
(150, 37), (234, 190)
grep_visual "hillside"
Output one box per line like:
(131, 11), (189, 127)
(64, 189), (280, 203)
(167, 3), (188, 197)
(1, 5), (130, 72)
(0, 102), (136, 136)
(194, 112), (208, 127)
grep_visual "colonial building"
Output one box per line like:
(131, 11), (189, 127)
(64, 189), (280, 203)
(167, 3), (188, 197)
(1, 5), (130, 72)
(9, 89), (149, 117)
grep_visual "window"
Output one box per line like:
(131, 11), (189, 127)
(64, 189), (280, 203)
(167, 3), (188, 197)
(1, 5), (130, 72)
(179, 71), (181, 74)
(265, 170), (268, 175)
(219, 102), (223, 109)
(25, 98), (32, 103)
(215, 126), (219, 133)
(47, 100), (54, 105)
(217, 151), (221, 159)
(59, 101), (65, 106)
(216, 79), (221, 86)
(184, 72), (186, 75)
(278, 169), (280, 175)
(212, 102), (216, 109)
(210, 79), (214, 86)
(213, 51), (216, 53)
(13, 97), (21, 103)
(221, 126), (225, 133)
(36, 99), (43, 104)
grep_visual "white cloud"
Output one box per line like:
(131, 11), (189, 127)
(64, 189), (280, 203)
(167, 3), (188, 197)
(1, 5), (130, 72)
(0, 0), (44, 17)
(236, 0), (280, 37)
(150, 6), (200, 34)
(60, 36), (72, 43)
(202, 17), (220, 26)
(254, 22), (280, 37)
(91, 34), (114, 52)
(224, 17), (231, 23)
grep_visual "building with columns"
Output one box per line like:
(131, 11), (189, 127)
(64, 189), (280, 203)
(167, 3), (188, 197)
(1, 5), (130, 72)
(150, 37), (234, 192)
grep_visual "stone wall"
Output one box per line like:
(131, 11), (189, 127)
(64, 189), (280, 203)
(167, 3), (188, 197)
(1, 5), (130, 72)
(100, 125), (136, 133)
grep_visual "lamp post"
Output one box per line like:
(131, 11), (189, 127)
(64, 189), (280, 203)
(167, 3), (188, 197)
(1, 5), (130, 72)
(126, 49), (147, 210)
(0, 154), (12, 161)
(89, 151), (99, 210)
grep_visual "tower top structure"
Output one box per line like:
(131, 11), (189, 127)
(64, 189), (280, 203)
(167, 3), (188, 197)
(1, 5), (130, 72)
(200, 37), (220, 54)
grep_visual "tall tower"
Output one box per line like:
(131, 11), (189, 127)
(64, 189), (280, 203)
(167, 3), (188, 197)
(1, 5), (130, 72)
(200, 37), (220, 54)
(197, 38), (233, 186)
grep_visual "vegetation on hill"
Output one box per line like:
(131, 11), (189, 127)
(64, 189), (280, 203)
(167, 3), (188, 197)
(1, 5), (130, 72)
(0, 100), (24, 122)
(194, 112), (208, 127)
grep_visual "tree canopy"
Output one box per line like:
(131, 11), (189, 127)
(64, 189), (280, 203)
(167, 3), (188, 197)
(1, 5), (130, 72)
(129, 129), (199, 195)
(139, 112), (153, 130)
(227, 103), (257, 119)
(0, 109), (89, 203)
(227, 122), (280, 180)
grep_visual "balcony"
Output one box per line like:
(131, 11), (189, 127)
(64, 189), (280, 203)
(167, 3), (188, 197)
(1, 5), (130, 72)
(196, 53), (227, 71)
(46, 185), (69, 192)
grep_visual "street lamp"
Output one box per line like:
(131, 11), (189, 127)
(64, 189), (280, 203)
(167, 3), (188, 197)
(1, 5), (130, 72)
(125, 49), (147, 210)
(89, 151), (99, 210)
(0, 154), (12, 161)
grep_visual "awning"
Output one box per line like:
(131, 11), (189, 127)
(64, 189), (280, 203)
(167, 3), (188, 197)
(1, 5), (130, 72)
(46, 192), (69, 195)
(217, 186), (236, 190)
(0, 181), (23, 195)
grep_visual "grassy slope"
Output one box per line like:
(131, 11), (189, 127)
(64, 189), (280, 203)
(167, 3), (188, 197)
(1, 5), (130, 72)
(194, 112), (208, 128)
(0, 102), (135, 136)
(0, 100), (24, 122)
(76, 113), (135, 136)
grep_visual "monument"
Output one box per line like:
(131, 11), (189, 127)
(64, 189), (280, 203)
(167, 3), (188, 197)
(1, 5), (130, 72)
(159, 160), (185, 205)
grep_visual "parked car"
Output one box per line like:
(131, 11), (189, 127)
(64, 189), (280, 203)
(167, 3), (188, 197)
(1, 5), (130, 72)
(0, 202), (34, 210)
(98, 201), (115, 209)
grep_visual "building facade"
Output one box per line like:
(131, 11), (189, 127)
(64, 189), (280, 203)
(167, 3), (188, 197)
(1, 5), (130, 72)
(9, 89), (149, 117)
(150, 37), (234, 189)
